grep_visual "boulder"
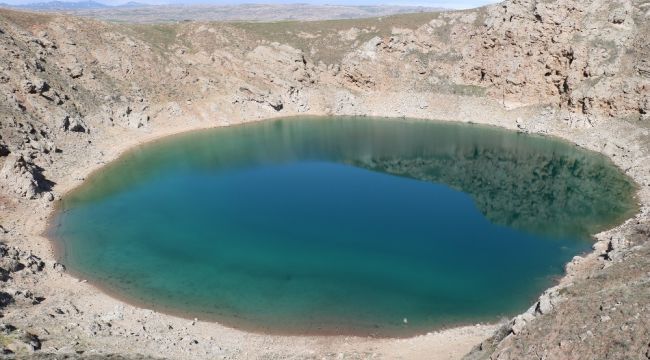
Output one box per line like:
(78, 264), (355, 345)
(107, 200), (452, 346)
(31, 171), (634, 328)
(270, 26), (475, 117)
(68, 63), (84, 78)
(21, 78), (47, 94)
(53, 262), (66, 273)
(609, 8), (628, 24)
(61, 116), (88, 133)
(536, 293), (554, 315)
(0, 155), (47, 199)
(511, 312), (535, 335)
(233, 86), (284, 111)
(24, 254), (44, 272)
(0, 142), (9, 157)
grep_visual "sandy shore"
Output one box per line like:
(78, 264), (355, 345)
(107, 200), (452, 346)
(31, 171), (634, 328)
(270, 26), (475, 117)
(1, 92), (649, 359)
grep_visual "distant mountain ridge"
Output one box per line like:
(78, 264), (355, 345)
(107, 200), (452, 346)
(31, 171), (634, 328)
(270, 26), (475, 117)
(13, 0), (109, 10)
(0, 0), (149, 10)
(0, 2), (442, 22)
(119, 1), (148, 7)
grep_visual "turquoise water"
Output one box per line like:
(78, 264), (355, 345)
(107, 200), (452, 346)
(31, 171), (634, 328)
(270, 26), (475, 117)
(52, 117), (637, 336)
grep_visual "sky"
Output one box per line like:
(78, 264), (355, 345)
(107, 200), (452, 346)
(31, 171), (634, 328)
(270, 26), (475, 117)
(2, 0), (498, 9)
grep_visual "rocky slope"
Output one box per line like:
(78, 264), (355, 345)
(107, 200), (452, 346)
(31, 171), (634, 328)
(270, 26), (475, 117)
(456, 0), (650, 122)
(0, 0), (649, 359)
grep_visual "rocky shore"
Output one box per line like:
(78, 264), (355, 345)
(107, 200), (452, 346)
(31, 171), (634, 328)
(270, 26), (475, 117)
(0, 0), (649, 358)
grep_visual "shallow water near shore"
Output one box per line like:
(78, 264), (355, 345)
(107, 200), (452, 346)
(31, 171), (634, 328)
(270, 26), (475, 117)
(51, 116), (637, 336)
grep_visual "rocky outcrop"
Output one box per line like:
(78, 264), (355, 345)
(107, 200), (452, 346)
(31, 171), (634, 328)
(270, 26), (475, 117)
(61, 116), (87, 133)
(455, 0), (650, 120)
(0, 154), (52, 199)
(0, 323), (41, 356)
(0, 244), (45, 356)
(232, 86), (284, 111)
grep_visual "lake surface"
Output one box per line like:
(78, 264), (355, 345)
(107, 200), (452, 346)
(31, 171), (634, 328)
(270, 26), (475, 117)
(52, 116), (637, 336)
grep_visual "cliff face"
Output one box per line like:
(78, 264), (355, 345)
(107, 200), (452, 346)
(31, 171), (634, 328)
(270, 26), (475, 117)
(0, 1), (649, 359)
(456, 0), (650, 120)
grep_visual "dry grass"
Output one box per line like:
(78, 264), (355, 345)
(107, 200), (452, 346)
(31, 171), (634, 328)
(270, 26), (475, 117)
(231, 12), (439, 64)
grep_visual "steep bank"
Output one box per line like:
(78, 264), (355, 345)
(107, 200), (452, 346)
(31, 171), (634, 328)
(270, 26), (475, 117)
(0, 1), (649, 358)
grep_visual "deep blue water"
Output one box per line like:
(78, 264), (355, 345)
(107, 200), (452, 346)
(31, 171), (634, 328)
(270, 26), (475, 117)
(52, 117), (636, 336)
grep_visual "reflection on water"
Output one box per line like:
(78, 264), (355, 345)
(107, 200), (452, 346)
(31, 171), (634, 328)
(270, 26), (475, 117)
(68, 116), (636, 238)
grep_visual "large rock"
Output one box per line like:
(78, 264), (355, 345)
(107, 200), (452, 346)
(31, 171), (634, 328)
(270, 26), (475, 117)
(0, 323), (41, 354)
(61, 116), (88, 133)
(0, 155), (50, 199)
(233, 86), (284, 111)
(0, 141), (9, 157)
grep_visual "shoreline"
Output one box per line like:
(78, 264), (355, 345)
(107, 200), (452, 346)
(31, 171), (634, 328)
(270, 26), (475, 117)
(42, 111), (643, 340)
(2, 92), (648, 359)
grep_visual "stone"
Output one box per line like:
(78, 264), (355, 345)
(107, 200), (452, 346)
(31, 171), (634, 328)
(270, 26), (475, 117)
(23, 78), (48, 94)
(511, 317), (525, 335)
(233, 86), (284, 111)
(604, 236), (627, 261)
(22, 80), (37, 94)
(33, 78), (48, 93)
(511, 312), (535, 335)
(0, 155), (45, 199)
(536, 295), (553, 315)
(68, 64), (84, 78)
(0, 143), (9, 157)
(640, 96), (649, 115)
(266, 96), (283, 111)
(0, 258), (23, 272)
(609, 8), (627, 24)
(61, 116), (87, 133)
(24, 254), (44, 272)
(53, 262), (66, 273)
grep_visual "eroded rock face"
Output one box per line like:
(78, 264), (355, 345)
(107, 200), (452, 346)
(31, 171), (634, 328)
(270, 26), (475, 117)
(0, 155), (51, 199)
(455, 0), (650, 119)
